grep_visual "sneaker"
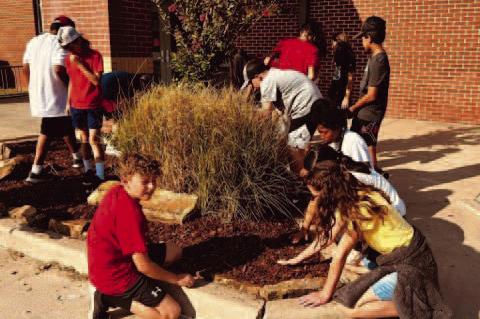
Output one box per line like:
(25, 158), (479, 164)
(375, 167), (390, 179)
(72, 158), (83, 168)
(82, 170), (101, 187)
(25, 171), (53, 184)
(88, 286), (109, 319)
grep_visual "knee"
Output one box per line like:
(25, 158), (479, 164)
(88, 134), (100, 146)
(164, 302), (181, 319)
(170, 245), (183, 264)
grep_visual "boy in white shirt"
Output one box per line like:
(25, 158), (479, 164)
(23, 16), (82, 183)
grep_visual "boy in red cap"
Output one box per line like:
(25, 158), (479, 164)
(22, 16), (82, 183)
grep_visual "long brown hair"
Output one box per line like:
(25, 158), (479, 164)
(307, 158), (390, 246)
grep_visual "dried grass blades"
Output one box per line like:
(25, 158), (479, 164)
(113, 83), (301, 220)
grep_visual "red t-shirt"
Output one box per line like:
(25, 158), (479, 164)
(65, 49), (104, 109)
(270, 38), (319, 75)
(87, 185), (148, 295)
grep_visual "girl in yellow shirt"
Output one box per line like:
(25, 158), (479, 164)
(295, 159), (415, 318)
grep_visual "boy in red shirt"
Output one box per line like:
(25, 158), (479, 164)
(264, 23), (319, 81)
(87, 154), (195, 319)
(58, 26), (106, 185)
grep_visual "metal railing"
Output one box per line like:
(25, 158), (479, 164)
(0, 65), (28, 97)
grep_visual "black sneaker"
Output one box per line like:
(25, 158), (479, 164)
(88, 287), (109, 319)
(375, 167), (390, 179)
(72, 159), (83, 168)
(25, 171), (53, 184)
(82, 170), (101, 187)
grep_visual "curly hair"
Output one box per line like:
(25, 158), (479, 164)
(307, 158), (390, 247)
(116, 153), (161, 180)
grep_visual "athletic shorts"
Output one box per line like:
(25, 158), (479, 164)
(100, 243), (167, 311)
(70, 107), (103, 130)
(351, 117), (383, 146)
(287, 124), (311, 150)
(40, 116), (74, 138)
(371, 272), (398, 301)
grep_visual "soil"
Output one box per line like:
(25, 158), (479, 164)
(0, 140), (328, 286)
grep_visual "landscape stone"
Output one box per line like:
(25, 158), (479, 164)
(48, 219), (89, 239)
(88, 181), (198, 224)
(0, 158), (18, 180)
(141, 189), (198, 224)
(0, 143), (12, 160)
(8, 205), (37, 223)
(87, 181), (120, 205)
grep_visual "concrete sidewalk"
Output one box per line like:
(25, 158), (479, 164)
(0, 96), (39, 141)
(0, 98), (479, 317)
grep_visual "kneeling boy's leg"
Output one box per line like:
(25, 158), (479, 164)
(130, 294), (181, 319)
(148, 243), (183, 266)
(164, 243), (183, 265)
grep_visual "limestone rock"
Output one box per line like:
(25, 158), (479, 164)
(265, 299), (346, 319)
(141, 189), (198, 224)
(49, 219), (90, 239)
(8, 205), (37, 223)
(88, 181), (197, 224)
(87, 181), (120, 205)
(0, 143), (12, 160)
(0, 158), (18, 180)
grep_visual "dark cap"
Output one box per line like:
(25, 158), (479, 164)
(52, 16), (76, 28)
(354, 16), (386, 39)
(240, 59), (268, 90)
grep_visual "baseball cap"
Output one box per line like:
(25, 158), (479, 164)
(57, 26), (81, 47)
(240, 59), (268, 90)
(354, 16), (386, 39)
(52, 15), (76, 28)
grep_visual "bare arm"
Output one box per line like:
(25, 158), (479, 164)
(22, 64), (30, 84)
(298, 228), (358, 306)
(70, 55), (102, 86)
(349, 86), (378, 112)
(132, 253), (194, 287)
(259, 101), (274, 119)
(53, 65), (69, 87)
(341, 72), (354, 109)
(307, 66), (316, 81)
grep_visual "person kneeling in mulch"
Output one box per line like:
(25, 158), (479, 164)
(288, 159), (452, 318)
(87, 154), (195, 319)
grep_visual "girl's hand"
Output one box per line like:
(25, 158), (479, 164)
(298, 290), (331, 307)
(341, 97), (349, 109)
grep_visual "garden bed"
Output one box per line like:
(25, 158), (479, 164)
(0, 140), (329, 289)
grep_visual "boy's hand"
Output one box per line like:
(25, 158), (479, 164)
(176, 273), (195, 287)
(341, 97), (349, 109)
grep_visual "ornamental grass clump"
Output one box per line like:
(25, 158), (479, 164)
(113, 83), (301, 220)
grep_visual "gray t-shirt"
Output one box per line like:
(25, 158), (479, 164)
(260, 68), (322, 119)
(358, 52), (390, 121)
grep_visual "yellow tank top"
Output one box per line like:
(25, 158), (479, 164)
(337, 191), (414, 254)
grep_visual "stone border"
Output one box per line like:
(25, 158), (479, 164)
(0, 218), (350, 319)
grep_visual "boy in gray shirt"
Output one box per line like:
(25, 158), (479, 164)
(241, 59), (325, 174)
(348, 16), (390, 175)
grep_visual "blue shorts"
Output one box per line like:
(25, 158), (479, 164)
(361, 257), (397, 301)
(372, 272), (398, 301)
(70, 107), (103, 130)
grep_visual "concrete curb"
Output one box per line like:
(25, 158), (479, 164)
(0, 218), (265, 319)
(0, 218), (87, 273)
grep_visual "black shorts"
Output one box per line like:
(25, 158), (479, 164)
(40, 116), (75, 138)
(102, 275), (167, 311)
(100, 243), (167, 311)
(351, 117), (383, 146)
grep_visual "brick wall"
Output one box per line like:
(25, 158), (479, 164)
(41, 0), (111, 62)
(0, 0), (36, 66)
(238, 0), (480, 124)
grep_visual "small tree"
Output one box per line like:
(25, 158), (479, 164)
(152, 0), (279, 82)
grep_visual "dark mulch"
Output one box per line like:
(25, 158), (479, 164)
(0, 140), (328, 285)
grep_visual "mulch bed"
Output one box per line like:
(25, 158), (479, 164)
(0, 140), (328, 286)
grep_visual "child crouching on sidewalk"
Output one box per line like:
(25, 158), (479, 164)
(87, 154), (195, 319)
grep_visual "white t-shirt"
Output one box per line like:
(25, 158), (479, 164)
(330, 130), (373, 167)
(23, 33), (68, 118)
(352, 170), (406, 216)
(260, 68), (322, 120)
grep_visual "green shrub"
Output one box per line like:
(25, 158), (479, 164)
(113, 83), (301, 220)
